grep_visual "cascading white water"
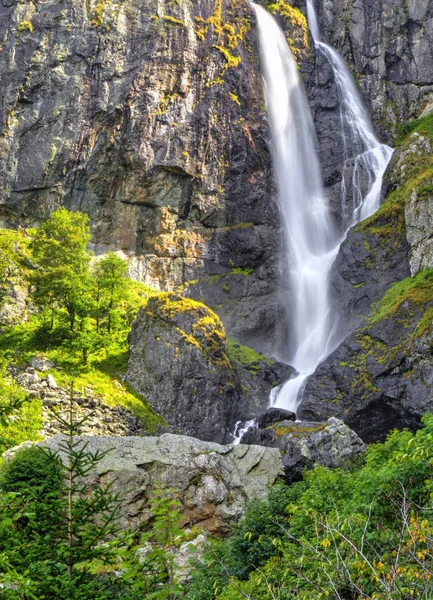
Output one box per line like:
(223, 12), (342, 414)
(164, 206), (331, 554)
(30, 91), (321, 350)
(306, 0), (394, 225)
(252, 4), (340, 412)
(251, 2), (393, 415)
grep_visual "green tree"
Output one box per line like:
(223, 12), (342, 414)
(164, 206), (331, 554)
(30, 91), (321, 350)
(30, 208), (92, 333)
(92, 252), (128, 334)
(0, 387), (143, 599)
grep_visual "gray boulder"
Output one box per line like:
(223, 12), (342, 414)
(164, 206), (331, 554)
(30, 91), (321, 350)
(257, 407), (296, 429)
(242, 417), (365, 484)
(127, 293), (241, 444)
(29, 357), (55, 372)
(26, 434), (284, 536)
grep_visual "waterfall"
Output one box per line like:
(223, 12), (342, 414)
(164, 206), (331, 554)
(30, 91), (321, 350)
(306, 0), (394, 225)
(251, 3), (393, 415)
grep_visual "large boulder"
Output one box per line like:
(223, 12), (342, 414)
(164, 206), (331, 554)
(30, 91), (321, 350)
(25, 434), (284, 536)
(127, 293), (241, 443)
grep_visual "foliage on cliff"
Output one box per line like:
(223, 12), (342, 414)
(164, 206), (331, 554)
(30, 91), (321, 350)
(264, 0), (309, 57)
(186, 416), (433, 599)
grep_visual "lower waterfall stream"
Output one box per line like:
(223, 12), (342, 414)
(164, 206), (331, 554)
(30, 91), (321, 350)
(250, 3), (393, 417)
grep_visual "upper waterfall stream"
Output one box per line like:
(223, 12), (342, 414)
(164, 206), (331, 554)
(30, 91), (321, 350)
(252, 2), (393, 415)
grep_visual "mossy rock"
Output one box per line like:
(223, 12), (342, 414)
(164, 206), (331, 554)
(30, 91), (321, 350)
(127, 293), (240, 443)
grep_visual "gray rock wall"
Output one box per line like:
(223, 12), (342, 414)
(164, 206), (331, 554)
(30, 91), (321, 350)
(0, 0), (286, 354)
(311, 0), (433, 141)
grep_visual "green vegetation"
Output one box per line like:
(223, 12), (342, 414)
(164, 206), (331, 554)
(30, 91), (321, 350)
(230, 267), (254, 276)
(397, 111), (433, 144)
(0, 375), (41, 453)
(369, 268), (433, 325)
(145, 293), (233, 371)
(227, 339), (273, 373)
(264, 0), (309, 57)
(0, 209), (163, 448)
(126, 488), (187, 598)
(186, 416), (433, 599)
(0, 399), (200, 599)
(0, 397), (149, 599)
(17, 20), (33, 33)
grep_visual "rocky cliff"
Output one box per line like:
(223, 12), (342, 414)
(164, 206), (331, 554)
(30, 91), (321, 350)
(2, 0), (433, 448)
(0, 0), (310, 356)
(311, 0), (433, 141)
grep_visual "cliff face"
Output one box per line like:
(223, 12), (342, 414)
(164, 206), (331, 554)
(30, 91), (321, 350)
(0, 0), (296, 354)
(311, 0), (433, 141)
(2, 0), (433, 444)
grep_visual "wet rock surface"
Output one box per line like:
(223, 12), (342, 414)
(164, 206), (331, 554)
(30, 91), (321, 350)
(257, 407), (296, 429)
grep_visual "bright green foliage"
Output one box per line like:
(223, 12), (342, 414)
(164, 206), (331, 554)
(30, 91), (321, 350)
(30, 208), (92, 333)
(187, 416), (433, 599)
(92, 252), (129, 334)
(0, 395), (143, 599)
(227, 338), (273, 372)
(397, 111), (433, 144)
(0, 374), (42, 453)
(0, 209), (163, 433)
(369, 267), (433, 324)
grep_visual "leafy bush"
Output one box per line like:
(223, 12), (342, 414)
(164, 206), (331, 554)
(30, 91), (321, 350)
(186, 416), (433, 599)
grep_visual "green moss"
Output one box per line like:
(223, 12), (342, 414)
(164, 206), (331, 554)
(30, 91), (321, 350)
(147, 293), (233, 371)
(264, 0), (309, 56)
(368, 269), (433, 325)
(209, 274), (222, 285)
(227, 338), (273, 373)
(162, 15), (187, 26)
(272, 422), (326, 438)
(229, 92), (241, 107)
(230, 267), (254, 276)
(18, 20), (33, 33)
(397, 112), (433, 145)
